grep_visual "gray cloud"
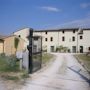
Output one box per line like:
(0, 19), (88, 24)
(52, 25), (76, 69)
(50, 18), (90, 29)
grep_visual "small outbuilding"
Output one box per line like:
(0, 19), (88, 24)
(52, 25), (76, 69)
(4, 35), (25, 56)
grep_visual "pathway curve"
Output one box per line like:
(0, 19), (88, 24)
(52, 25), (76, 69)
(20, 53), (90, 90)
(0, 78), (7, 90)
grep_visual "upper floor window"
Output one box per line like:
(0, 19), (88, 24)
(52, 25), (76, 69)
(62, 36), (65, 41)
(45, 31), (47, 34)
(73, 30), (75, 33)
(62, 30), (65, 34)
(50, 37), (53, 41)
(72, 36), (75, 41)
(45, 38), (47, 41)
(80, 36), (83, 39)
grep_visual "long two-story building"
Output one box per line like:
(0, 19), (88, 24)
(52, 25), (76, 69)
(14, 28), (90, 53)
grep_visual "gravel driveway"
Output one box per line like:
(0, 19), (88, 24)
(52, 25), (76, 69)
(0, 78), (7, 90)
(20, 53), (90, 90)
(2, 53), (90, 90)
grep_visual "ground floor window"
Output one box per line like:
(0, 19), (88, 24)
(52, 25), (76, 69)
(50, 46), (54, 52)
(72, 46), (76, 53)
(80, 46), (83, 53)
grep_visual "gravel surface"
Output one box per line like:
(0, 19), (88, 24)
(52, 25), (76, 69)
(20, 53), (90, 90)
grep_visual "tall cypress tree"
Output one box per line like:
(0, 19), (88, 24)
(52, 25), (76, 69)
(14, 37), (19, 54)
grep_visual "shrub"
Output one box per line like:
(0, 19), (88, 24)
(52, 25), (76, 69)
(0, 53), (5, 57)
(56, 45), (69, 52)
(0, 55), (19, 72)
(7, 56), (16, 67)
(21, 71), (29, 78)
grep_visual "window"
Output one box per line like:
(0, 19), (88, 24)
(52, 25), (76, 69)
(62, 36), (65, 41)
(18, 35), (21, 37)
(62, 30), (65, 34)
(72, 46), (76, 53)
(45, 31), (47, 34)
(73, 30), (75, 33)
(51, 46), (54, 52)
(80, 36), (83, 39)
(45, 38), (47, 41)
(50, 37), (53, 41)
(72, 36), (75, 41)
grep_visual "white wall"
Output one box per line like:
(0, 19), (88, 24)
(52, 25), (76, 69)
(58, 30), (78, 52)
(34, 30), (90, 53)
(14, 28), (90, 53)
(78, 30), (90, 52)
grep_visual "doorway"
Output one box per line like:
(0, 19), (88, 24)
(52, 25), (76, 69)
(80, 46), (83, 53)
(50, 46), (54, 52)
(72, 46), (76, 53)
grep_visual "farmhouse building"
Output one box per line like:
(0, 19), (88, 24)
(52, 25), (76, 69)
(14, 28), (90, 53)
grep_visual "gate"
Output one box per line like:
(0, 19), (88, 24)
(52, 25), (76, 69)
(27, 28), (42, 73)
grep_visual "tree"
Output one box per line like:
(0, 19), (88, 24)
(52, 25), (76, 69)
(56, 45), (63, 52)
(59, 45), (63, 52)
(14, 37), (20, 54)
(56, 45), (69, 52)
(63, 47), (68, 52)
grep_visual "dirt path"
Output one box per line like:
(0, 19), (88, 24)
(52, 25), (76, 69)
(19, 53), (90, 90)
(0, 78), (7, 90)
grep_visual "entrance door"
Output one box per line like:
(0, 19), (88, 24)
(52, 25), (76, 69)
(80, 46), (83, 53)
(72, 46), (76, 53)
(50, 46), (54, 52)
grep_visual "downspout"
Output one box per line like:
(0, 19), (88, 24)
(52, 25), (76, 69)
(58, 31), (59, 46)
(77, 31), (78, 53)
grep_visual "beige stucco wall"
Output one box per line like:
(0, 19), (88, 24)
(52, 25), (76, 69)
(0, 40), (4, 53)
(4, 36), (24, 56)
(14, 28), (29, 49)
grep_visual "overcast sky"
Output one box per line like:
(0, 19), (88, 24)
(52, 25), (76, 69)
(0, 0), (90, 35)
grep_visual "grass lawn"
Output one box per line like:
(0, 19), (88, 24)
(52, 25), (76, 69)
(33, 53), (55, 64)
(42, 53), (55, 64)
(0, 53), (55, 89)
(0, 55), (19, 72)
(0, 55), (29, 82)
(75, 54), (90, 72)
(0, 53), (54, 80)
